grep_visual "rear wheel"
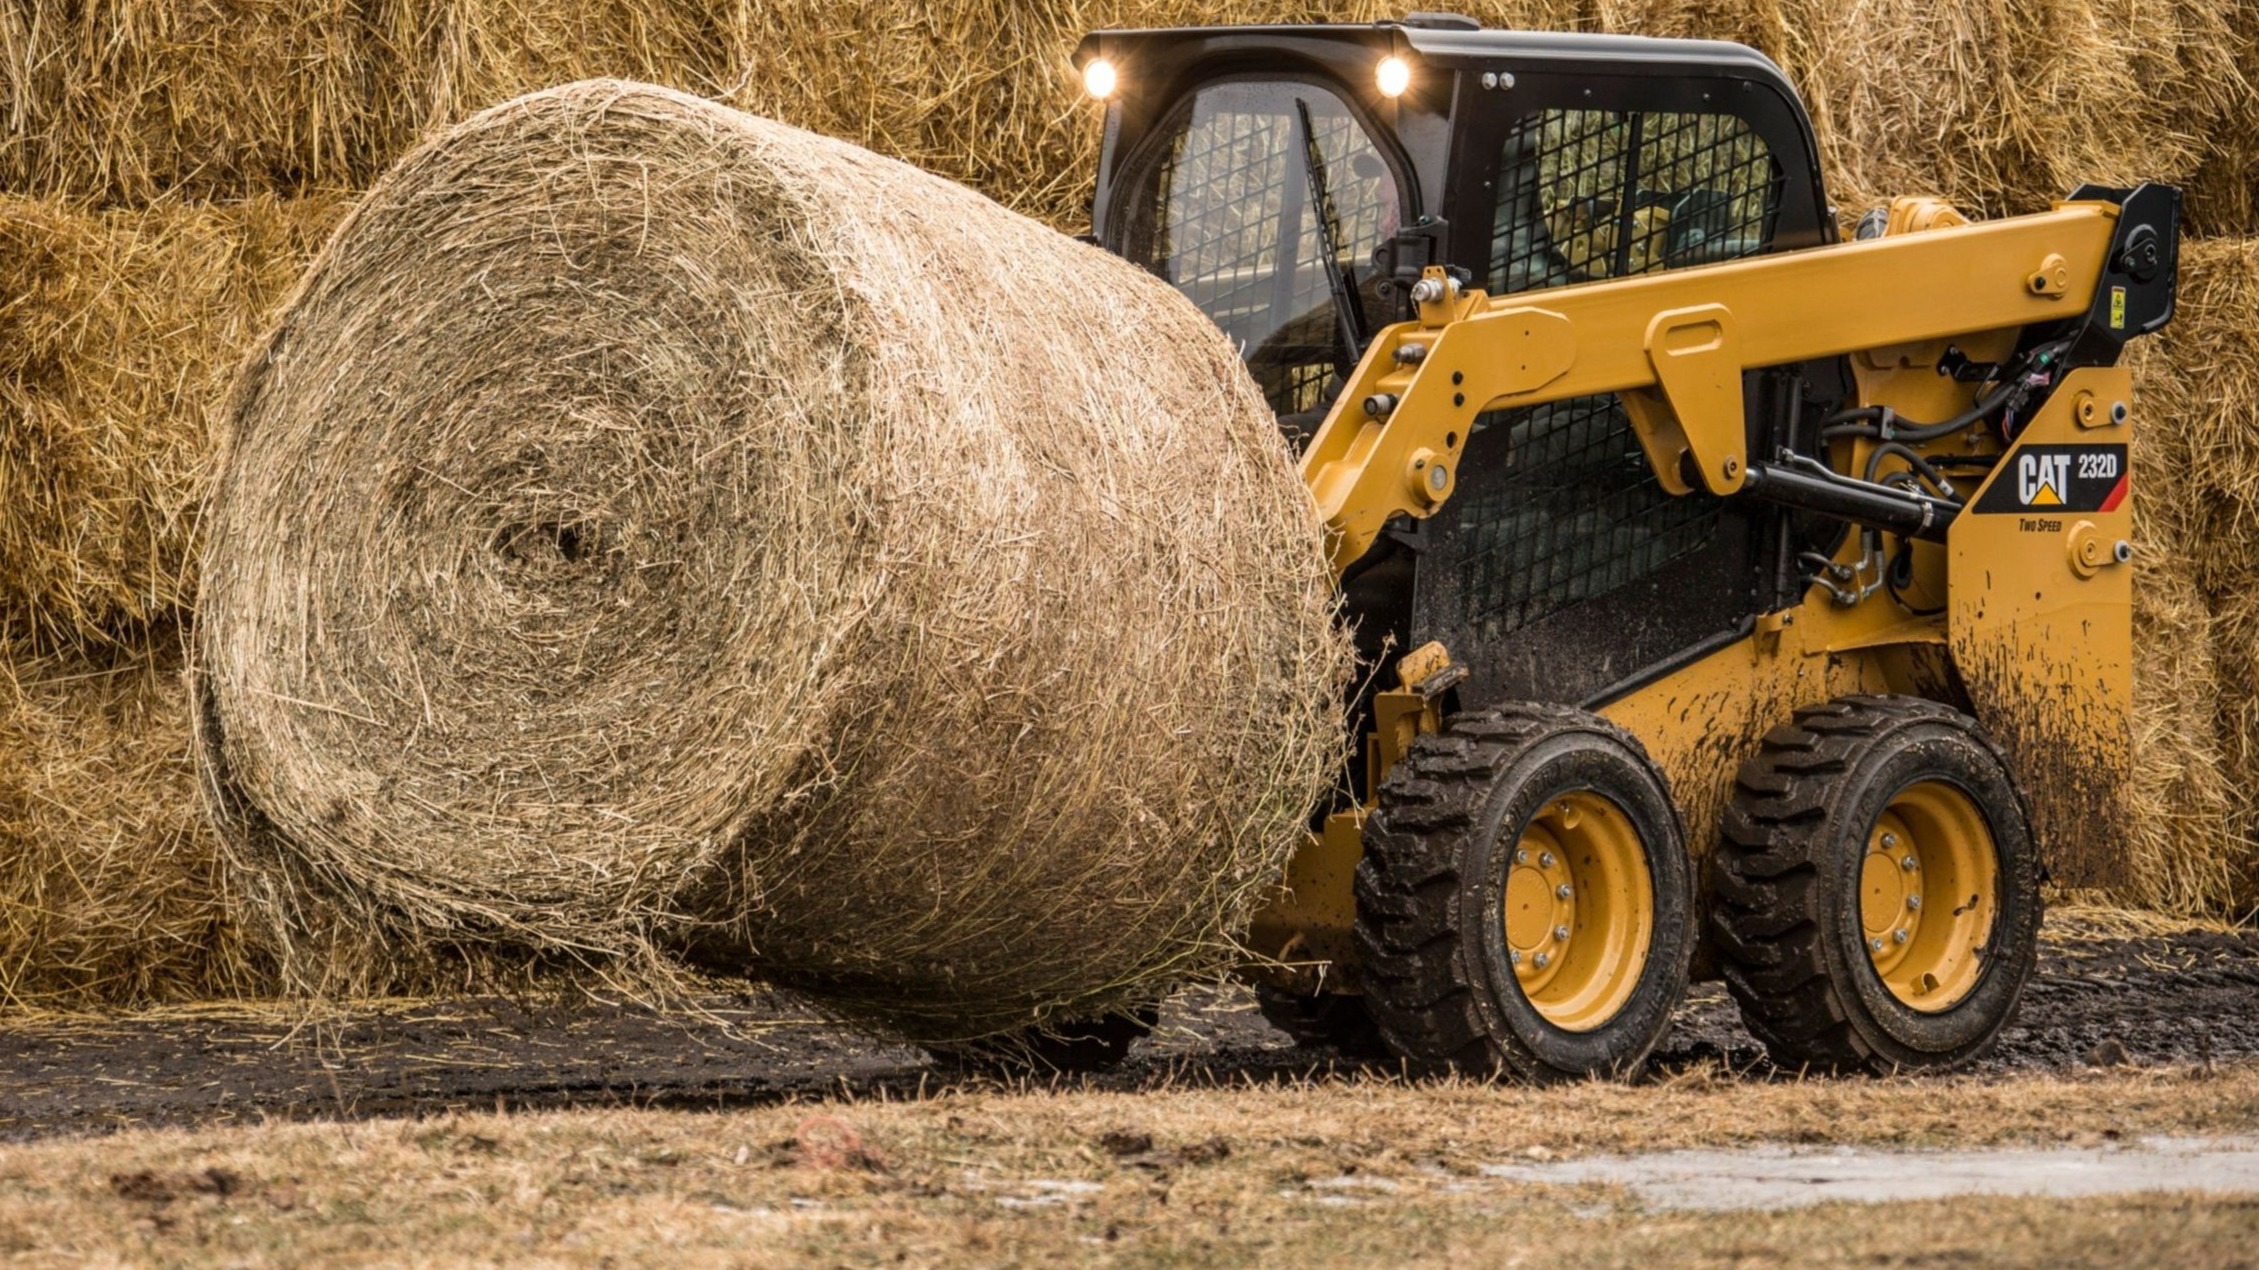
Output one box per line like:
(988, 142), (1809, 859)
(1712, 695), (2041, 1071)
(1354, 704), (1694, 1081)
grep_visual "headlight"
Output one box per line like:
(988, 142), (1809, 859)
(1082, 58), (1118, 100)
(1376, 56), (1411, 98)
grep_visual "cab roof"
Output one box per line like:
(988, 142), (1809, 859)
(1072, 19), (1799, 98)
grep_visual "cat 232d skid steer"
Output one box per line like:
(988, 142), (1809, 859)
(1056, 16), (2177, 1079)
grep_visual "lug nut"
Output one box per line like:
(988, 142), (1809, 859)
(1533, 952), (1551, 970)
(1893, 929), (1910, 944)
(1902, 855), (1918, 872)
(1553, 925), (1570, 941)
(1510, 949), (1523, 966)
(1539, 852), (1556, 869)
(1556, 884), (1573, 899)
(1908, 895), (1922, 911)
(1882, 832), (1898, 849)
(1870, 937), (1886, 952)
(1514, 849), (1529, 865)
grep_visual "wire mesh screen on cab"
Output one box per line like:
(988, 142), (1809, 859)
(1112, 80), (1400, 421)
(1449, 108), (1783, 642)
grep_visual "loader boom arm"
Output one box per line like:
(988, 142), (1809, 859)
(1300, 196), (2143, 576)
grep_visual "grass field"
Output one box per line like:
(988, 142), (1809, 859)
(5, 1059), (2256, 1265)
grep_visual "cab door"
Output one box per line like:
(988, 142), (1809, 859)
(1105, 76), (1412, 444)
(1419, 81), (1827, 707)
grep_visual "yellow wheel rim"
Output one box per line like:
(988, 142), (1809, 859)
(1500, 790), (1654, 1032)
(1859, 779), (1999, 1011)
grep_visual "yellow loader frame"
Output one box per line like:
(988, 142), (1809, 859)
(1252, 193), (2143, 985)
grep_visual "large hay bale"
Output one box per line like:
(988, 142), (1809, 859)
(0, 648), (270, 1008)
(194, 81), (1346, 1039)
(2118, 334), (2247, 916)
(0, 195), (347, 652)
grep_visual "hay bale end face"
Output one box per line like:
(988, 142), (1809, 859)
(195, 81), (1346, 1039)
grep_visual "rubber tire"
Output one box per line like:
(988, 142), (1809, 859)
(1353, 703), (1695, 1082)
(928, 1007), (1155, 1076)
(1253, 986), (1389, 1058)
(1711, 694), (2042, 1072)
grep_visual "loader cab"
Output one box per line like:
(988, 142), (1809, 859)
(1080, 19), (1840, 712)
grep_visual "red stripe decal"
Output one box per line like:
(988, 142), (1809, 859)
(2100, 472), (2129, 512)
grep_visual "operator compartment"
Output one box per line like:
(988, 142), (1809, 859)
(1084, 21), (1838, 711)
(1078, 17), (2177, 1080)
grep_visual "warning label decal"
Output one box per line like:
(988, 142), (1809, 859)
(1970, 444), (2128, 515)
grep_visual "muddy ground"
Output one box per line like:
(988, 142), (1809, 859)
(4, 924), (2254, 1142)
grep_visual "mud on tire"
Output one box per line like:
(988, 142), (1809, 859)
(1353, 703), (1694, 1081)
(1711, 694), (2042, 1072)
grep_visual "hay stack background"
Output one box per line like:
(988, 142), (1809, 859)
(7, 1), (2251, 232)
(2135, 239), (2259, 915)
(2, 3), (2256, 1011)
(192, 82), (1345, 1038)
(0, 196), (347, 654)
(0, 649), (273, 1007)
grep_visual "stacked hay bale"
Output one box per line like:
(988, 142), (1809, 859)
(2131, 241), (2259, 914)
(2, 2), (2255, 1011)
(0, 196), (347, 651)
(0, 654), (266, 1006)
(192, 83), (1345, 1039)
(0, 195), (347, 1005)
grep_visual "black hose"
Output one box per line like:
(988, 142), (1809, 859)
(1823, 377), (2019, 444)
(1864, 440), (1955, 496)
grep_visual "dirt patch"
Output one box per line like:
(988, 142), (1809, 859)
(2, 922), (2255, 1140)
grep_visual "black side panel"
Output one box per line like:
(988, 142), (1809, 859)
(1412, 391), (1760, 707)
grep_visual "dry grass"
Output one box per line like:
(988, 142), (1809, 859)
(193, 82), (1347, 1039)
(1, 1063), (2256, 1265)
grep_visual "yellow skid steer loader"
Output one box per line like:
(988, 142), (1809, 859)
(1055, 15), (2174, 1078)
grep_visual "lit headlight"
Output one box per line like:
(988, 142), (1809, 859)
(1376, 55), (1411, 98)
(1083, 58), (1118, 100)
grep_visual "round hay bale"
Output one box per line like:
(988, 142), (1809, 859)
(194, 80), (1346, 1039)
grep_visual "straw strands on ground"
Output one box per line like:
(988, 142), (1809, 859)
(192, 82), (1347, 1038)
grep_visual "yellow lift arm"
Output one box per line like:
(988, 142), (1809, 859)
(1300, 197), (2126, 576)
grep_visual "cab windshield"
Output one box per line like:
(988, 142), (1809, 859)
(1112, 79), (1403, 426)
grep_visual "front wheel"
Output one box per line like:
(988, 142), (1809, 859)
(1711, 695), (2041, 1071)
(1353, 704), (1694, 1082)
